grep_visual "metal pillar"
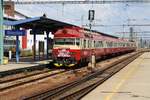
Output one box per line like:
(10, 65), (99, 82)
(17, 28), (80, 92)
(33, 30), (36, 60)
(91, 54), (96, 68)
(0, 0), (3, 64)
(46, 31), (49, 59)
(130, 27), (133, 41)
(16, 35), (19, 62)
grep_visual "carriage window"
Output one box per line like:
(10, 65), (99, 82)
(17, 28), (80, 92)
(110, 42), (113, 47)
(89, 40), (92, 48)
(76, 38), (80, 46)
(114, 43), (117, 47)
(107, 42), (113, 47)
(94, 41), (96, 47)
(98, 41), (103, 48)
(84, 39), (86, 48)
(88, 40), (90, 48)
(92, 40), (94, 48)
(106, 42), (108, 47)
(54, 38), (75, 45)
(95, 41), (98, 47)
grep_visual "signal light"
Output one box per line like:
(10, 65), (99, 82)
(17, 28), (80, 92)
(88, 10), (95, 21)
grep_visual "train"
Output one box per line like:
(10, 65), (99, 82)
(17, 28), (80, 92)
(52, 26), (136, 67)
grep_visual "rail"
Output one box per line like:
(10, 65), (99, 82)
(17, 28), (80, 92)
(24, 51), (143, 100)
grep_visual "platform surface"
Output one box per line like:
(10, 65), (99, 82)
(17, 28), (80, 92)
(82, 52), (150, 100)
(0, 59), (52, 72)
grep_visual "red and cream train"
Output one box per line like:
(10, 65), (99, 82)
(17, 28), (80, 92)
(52, 26), (136, 67)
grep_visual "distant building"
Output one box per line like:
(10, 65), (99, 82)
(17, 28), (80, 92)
(4, 11), (52, 54)
(4, 9), (29, 56)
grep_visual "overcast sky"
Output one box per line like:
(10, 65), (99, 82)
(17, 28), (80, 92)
(6, 0), (150, 38)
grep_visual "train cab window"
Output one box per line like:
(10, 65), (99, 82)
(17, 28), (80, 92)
(54, 38), (75, 45)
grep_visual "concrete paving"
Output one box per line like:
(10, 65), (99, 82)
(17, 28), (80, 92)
(82, 52), (150, 100)
(0, 60), (52, 72)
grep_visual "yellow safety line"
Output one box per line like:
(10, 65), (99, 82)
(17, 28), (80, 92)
(104, 55), (144, 100)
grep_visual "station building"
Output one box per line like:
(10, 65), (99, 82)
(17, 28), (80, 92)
(3, 1), (53, 57)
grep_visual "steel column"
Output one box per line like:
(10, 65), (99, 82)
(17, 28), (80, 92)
(46, 31), (49, 59)
(0, 0), (4, 64)
(16, 35), (19, 62)
(33, 30), (36, 60)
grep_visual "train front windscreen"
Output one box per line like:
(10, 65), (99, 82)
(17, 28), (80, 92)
(54, 38), (80, 46)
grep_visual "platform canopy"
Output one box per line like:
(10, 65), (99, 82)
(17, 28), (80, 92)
(4, 15), (118, 39)
(4, 16), (79, 32)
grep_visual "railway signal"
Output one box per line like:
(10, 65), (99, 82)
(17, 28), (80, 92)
(88, 10), (96, 69)
(88, 10), (95, 21)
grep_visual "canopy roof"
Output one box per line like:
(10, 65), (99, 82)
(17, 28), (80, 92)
(4, 16), (78, 32)
(3, 16), (118, 38)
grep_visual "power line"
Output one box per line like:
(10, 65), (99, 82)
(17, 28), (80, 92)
(12, 0), (150, 5)
(83, 24), (150, 27)
(116, 31), (150, 34)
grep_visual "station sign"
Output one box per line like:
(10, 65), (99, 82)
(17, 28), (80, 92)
(5, 30), (26, 36)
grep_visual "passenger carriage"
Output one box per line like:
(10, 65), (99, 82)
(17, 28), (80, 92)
(52, 26), (136, 67)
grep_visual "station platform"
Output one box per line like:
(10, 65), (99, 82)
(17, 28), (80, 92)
(0, 56), (52, 72)
(82, 52), (150, 100)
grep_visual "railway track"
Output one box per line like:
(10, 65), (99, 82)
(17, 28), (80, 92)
(0, 68), (50, 83)
(0, 64), (49, 78)
(0, 69), (66, 91)
(24, 52), (143, 100)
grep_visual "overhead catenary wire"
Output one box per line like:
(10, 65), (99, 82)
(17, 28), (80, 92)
(11, 0), (150, 5)
(5, 0), (150, 40)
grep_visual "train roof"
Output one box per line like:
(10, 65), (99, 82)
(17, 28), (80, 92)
(60, 26), (119, 39)
(84, 28), (118, 39)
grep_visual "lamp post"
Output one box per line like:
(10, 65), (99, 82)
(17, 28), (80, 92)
(0, 0), (4, 64)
